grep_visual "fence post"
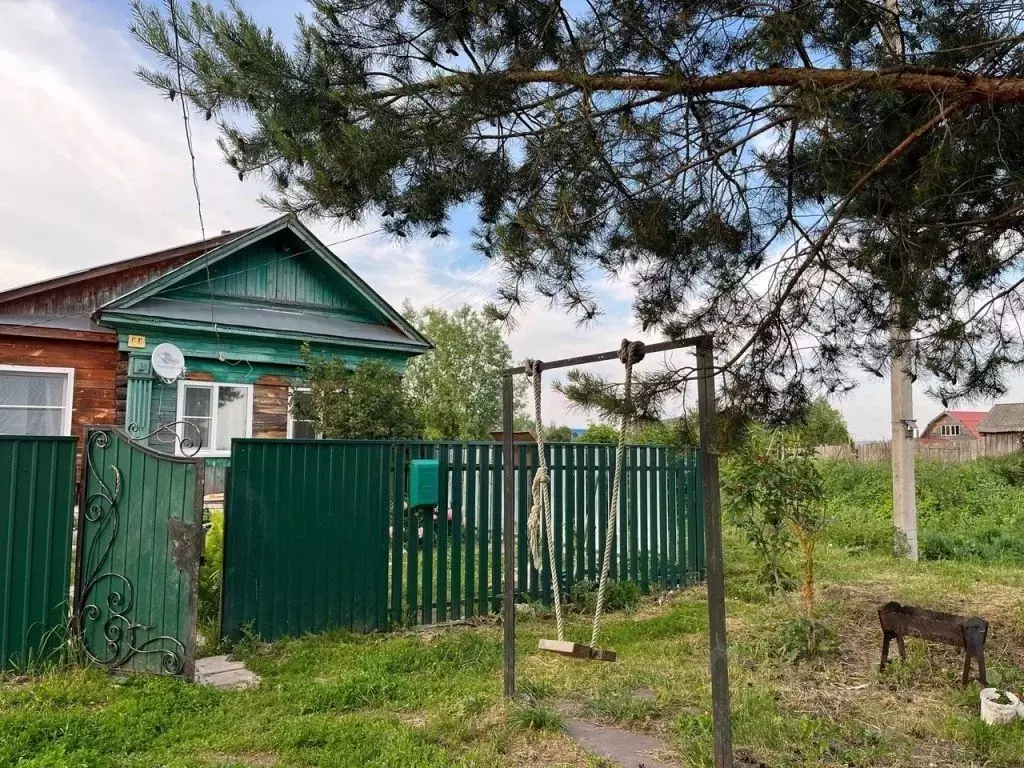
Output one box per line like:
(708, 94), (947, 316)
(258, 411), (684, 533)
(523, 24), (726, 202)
(696, 337), (733, 768)
(502, 376), (516, 699)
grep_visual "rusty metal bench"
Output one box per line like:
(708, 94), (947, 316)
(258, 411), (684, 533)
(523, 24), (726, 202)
(877, 601), (988, 685)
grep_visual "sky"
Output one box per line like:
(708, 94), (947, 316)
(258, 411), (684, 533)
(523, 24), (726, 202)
(1, 0), (1021, 439)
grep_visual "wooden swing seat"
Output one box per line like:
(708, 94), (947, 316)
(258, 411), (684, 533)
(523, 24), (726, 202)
(538, 638), (617, 662)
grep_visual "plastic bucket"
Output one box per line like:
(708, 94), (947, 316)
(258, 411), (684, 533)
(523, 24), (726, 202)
(980, 688), (1020, 725)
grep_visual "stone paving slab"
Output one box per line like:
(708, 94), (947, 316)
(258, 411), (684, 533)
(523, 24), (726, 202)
(564, 718), (676, 768)
(195, 655), (260, 690)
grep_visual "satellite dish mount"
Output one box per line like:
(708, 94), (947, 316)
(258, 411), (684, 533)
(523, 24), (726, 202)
(151, 343), (186, 385)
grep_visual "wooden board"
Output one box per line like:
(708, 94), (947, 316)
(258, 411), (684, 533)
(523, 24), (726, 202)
(538, 638), (617, 662)
(253, 377), (289, 438)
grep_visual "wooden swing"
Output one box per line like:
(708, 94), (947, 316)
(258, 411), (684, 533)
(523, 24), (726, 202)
(525, 340), (645, 663)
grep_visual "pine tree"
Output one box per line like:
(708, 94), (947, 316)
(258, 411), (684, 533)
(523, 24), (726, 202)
(131, 1), (1024, 421)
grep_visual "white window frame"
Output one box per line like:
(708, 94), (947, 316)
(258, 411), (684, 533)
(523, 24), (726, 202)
(175, 380), (253, 456)
(287, 387), (322, 439)
(0, 364), (75, 436)
(941, 423), (961, 437)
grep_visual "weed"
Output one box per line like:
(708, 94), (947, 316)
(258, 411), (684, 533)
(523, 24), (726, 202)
(567, 579), (642, 614)
(4, 613), (75, 677)
(585, 691), (661, 723)
(777, 617), (839, 663)
(517, 678), (555, 701)
(507, 702), (564, 732)
(820, 458), (1024, 563)
(198, 509), (225, 631)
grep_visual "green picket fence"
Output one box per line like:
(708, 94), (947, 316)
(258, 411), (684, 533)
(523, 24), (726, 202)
(389, 441), (703, 627)
(223, 439), (704, 641)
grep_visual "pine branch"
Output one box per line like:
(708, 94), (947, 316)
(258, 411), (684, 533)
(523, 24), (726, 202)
(374, 66), (1024, 105)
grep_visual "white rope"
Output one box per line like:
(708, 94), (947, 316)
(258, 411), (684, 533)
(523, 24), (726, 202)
(590, 340), (644, 649)
(525, 360), (565, 642)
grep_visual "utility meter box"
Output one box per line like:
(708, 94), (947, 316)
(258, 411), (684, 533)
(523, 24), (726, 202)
(408, 459), (440, 507)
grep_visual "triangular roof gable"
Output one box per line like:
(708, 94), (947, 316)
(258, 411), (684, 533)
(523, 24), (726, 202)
(99, 215), (430, 348)
(922, 409), (987, 438)
(948, 410), (987, 437)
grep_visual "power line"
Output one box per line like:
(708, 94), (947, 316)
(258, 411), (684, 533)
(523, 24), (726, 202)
(169, 0), (220, 350)
(425, 262), (496, 307)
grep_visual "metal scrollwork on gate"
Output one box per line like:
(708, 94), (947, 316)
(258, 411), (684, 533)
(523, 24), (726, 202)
(125, 420), (203, 458)
(74, 428), (199, 675)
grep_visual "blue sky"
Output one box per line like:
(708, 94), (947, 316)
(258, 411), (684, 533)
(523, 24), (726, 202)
(2, 0), (1016, 437)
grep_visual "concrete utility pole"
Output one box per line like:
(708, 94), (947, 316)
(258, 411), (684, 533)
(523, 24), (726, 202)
(883, 0), (918, 560)
(890, 334), (918, 559)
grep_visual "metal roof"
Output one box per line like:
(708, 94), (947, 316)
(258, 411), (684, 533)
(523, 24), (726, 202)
(0, 229), (251, 307)
(0, 312), (113, 335)
(116, 297), (429, 349)
(946, 410), (987, 438)
(977, 403), (1024, 433)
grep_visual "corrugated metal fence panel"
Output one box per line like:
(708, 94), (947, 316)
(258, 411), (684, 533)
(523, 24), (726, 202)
(222, 440), (391, 642)
(0, 437), (76, 671)
(222, 440), (704, 638)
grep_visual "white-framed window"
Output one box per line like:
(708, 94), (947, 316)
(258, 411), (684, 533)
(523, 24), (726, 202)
(940, 423), (961, 437)
(176, 381), (253, 455)
(0, 365), (74, 436)
(287, 388), (320, 439)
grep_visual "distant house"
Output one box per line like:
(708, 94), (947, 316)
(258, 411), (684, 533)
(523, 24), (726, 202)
(920, 410), (986, 441)
(977, 403), (1024, 439)
(0, 215), (431, 479)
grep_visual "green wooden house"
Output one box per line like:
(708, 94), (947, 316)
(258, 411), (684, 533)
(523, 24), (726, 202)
(0, 215), (430, 488)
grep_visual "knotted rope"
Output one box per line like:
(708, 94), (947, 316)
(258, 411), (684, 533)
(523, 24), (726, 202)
(590, 339), (645, 649)
(525, 358), (565, 641)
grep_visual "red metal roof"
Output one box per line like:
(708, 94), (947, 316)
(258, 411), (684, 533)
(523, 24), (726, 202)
(946, 410), (987, 438)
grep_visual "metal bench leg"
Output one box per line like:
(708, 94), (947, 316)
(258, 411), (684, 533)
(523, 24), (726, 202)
(964, 619), (988, 686)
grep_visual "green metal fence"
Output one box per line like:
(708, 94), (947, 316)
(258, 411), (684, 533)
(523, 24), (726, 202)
(0, 437), (76, 671)
(393, 441), (703, 627)
(222, 440), (391, 642)
(222, 439), (704, 641)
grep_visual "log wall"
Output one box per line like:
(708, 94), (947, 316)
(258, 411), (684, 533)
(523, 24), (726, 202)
(0, 336), (119, 465)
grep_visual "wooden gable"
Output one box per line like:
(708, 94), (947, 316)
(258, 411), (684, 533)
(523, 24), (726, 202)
(97, 216), (429, 355)
(163, 230), (377, 322)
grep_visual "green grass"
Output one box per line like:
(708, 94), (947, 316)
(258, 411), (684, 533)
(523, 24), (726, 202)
(822, 455), (1024, 562)
(6, 536), (1024, 766)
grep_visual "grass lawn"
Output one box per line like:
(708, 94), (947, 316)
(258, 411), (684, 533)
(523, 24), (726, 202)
(4, 537), (1024, 767)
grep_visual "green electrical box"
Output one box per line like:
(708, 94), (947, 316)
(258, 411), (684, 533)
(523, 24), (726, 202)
(408, 459), (440, 507)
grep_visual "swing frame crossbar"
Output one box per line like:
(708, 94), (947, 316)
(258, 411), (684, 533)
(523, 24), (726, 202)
(500, 333), (734, 768)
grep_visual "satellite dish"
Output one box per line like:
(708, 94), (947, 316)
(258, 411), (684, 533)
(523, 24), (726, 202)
(151, 343), (186, 384)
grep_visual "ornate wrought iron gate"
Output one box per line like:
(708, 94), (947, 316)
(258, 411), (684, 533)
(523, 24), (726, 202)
(74, 426), (205, 679)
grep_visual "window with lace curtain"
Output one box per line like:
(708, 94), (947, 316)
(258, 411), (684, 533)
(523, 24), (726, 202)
(0, 365), (74, 436)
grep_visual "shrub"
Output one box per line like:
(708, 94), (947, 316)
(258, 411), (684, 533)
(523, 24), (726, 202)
(721, 426), (825, 601)
(778, 618), (839, 663)
(198, 509), (224, 630)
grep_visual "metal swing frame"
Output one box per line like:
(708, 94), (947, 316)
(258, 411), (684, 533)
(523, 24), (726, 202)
(500, 333), (734, 768)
